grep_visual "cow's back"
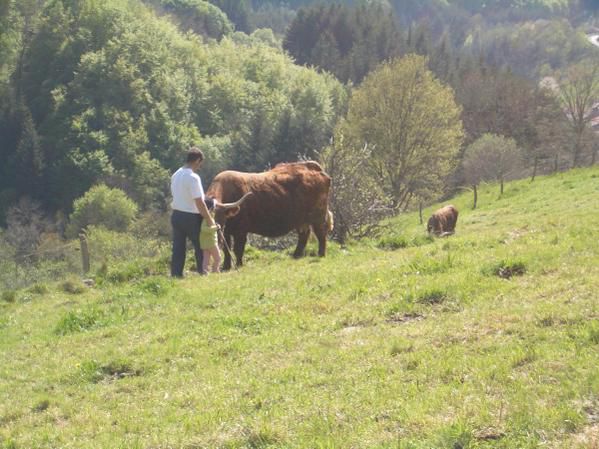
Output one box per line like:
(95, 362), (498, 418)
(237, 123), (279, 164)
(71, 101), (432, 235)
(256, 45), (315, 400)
(441, 205), (458, 231)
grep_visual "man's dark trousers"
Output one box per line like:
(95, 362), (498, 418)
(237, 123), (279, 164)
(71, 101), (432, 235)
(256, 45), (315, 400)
(171, 210), (203, 277)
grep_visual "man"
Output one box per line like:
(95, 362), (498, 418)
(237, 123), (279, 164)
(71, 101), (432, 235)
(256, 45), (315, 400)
(170, 147), (216, 277)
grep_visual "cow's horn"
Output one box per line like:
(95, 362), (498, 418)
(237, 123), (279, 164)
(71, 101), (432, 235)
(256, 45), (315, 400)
(220, 191), (253, 209)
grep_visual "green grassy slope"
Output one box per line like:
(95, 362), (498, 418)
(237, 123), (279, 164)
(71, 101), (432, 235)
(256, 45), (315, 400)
(1, 167), (598, 449)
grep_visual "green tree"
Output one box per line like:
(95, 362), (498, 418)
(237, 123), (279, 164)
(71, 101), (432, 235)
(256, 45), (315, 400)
(462, 133), (523, 207)
(1, 0), (347, 216)
(200, 38), (346, 172)
(66, 184), (139, 238)
(248, 3), (296, 37)
(526, 84), (571, 180)
(556, 59), (599, 168)
(463, 19), (592, 79)
(283, 3), (402, 83)
(452, 60), (566, 166)
(24, 0), (203, 209)
(0, 0), (18, 88)
(208, 0), (250, 32)
(343, 54), (463, 210)
(4, 196), (49, 263)
(320, 127), (392, 243)
(13, 101), (43, 196)
(146, 0), (233, 40)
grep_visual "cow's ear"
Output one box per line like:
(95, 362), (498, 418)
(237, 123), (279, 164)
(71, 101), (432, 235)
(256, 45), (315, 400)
(225, 206), (241, 218)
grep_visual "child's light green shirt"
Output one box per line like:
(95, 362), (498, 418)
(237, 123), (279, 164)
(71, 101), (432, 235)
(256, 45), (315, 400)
(200, 219), (218, 250)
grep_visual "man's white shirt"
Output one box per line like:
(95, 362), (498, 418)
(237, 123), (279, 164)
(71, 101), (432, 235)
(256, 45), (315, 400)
(170, 167), (205, 213)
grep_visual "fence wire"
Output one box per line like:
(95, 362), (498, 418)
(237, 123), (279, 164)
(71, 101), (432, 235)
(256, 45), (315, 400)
(0, 233), (168, 292)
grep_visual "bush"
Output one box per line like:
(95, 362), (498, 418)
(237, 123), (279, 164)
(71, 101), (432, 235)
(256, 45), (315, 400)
(589, 321), (599, 345)
(1, 290), (17, 303)
(389, 338), (414, 356)
(484, 259), (527, 279)
(97, 258), (168, 285)
(377, 234), (434, 250)
(55, 307), (104, 335)
(66, 185), (139, 238)
(32, 399), (50, 413)
(85, 226), (168, 274)
(138, 277), (173, 297)
(28, 283), (49, 295)
(415, 289), (450, 305)
(130, 209), (171, 240)
(61, 277), (86, 294)
(377, 236), (409, 250)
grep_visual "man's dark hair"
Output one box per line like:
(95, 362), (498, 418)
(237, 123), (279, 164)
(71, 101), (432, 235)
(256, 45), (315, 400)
(186, 146), (204, 163)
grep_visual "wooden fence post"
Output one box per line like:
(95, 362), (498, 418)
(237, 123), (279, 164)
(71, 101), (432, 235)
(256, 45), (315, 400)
(79, 233), (90, 274)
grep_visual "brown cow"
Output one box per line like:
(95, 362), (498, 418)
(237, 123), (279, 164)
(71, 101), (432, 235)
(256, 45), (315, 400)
(427, 205), (459, 237)
(207, 161), (333, 270)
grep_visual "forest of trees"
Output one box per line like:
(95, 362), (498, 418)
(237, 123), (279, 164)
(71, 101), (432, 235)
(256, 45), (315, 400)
(0, 0), (598, 277)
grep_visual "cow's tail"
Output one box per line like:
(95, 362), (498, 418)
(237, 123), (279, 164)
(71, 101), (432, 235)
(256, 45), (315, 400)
(326, 209), (334, 232)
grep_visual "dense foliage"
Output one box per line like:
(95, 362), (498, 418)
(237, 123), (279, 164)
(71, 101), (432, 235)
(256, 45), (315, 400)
(462, 19), (592, 78)
(462, 133), (523, 198)
(283, 2), (402, 83)
(66, 185), (139, 238)
(0, 0), (596, 262)
(0, 0), (346, 217)
(322, 55), (464, 241)
(344, 55), (464, 209)
(145, 0), (234, 40)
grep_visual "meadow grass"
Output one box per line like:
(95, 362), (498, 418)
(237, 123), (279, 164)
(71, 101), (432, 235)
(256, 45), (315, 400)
(1, 168), (598, 448)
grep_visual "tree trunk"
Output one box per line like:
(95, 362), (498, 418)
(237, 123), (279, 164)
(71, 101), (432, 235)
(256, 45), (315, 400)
(335, 216), (348, 245)
(419, 202), (423, 225)
(500, 177), (504, 195)
(572, 132), (583, 168)
(79, 234), (90, 274)
(531, 156), (538, 182)
(472, 184), (477, 210)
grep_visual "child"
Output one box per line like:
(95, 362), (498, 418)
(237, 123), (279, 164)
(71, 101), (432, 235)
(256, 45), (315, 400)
(200, 203), (221, 274)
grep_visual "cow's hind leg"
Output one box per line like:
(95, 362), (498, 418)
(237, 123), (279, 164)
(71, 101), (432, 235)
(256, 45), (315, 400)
(312, 222), (328, 257)
(294, 227), (310, 258)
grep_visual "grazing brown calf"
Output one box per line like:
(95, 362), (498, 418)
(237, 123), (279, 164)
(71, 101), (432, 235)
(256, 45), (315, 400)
(427, 205), (459, 237)
(207, 161), (333, 270)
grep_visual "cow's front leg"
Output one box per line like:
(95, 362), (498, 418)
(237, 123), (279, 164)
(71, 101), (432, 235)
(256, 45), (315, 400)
(222, 231), (233, 271)
(294, 227), (310, 258)
(233, 233), (247, 267)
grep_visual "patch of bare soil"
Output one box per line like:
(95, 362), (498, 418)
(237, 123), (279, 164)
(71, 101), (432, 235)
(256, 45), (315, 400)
(570, 398), (599, 448)
(573, 423), (599, 449)
(474, 427), (505, 441)
(386, 312), (424, 324)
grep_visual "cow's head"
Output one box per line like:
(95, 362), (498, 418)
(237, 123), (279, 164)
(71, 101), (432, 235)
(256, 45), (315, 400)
(213, 192), (253, 228)
(427, 216), (437, 235)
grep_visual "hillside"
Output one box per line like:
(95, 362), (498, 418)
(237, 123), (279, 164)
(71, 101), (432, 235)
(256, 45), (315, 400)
(1, 167), (598, 448)
(3, 0), (597, 230)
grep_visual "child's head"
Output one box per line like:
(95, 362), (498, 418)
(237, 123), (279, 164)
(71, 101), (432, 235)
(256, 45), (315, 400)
(205, 196), (215, 211)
